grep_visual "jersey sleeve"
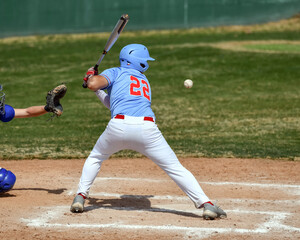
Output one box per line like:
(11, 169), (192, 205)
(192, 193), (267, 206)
(99, 68), (119, 89)
(0, 104), (15, 122)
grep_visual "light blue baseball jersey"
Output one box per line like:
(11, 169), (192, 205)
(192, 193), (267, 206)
(100, 67), (155, 119)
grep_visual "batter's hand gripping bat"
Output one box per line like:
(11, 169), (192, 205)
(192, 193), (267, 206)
(83, 14), (129, 88)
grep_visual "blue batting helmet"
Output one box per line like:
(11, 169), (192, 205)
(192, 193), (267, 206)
(119, 44), (155, 72)
(0, 105), (15, 122)
(0, 168), (16, 193)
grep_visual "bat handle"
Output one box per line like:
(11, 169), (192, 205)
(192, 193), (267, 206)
(82, 81), (88, 88)
(82, 64), (99, 88)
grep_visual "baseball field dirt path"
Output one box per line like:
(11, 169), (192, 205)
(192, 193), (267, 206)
(1, 158), (299, 239)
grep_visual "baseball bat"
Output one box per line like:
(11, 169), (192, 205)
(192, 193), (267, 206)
(83, 14), (129, 88)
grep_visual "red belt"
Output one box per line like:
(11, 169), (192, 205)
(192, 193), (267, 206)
(114, 114), (154, 122)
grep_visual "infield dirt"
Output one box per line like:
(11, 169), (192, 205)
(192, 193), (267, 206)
(1, 157), (299, 239)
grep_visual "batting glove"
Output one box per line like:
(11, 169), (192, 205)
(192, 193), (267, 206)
(83, 67), (98, 82)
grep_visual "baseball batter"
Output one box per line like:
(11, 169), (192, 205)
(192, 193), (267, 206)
(71, 44), (226, 220)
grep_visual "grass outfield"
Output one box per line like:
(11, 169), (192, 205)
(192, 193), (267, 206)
(0, 17), (299, 160)
(243, 43), (300, 52)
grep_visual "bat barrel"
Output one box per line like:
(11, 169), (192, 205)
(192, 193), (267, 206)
(118, 14), (129, 34)
(121, 14), (129, 21)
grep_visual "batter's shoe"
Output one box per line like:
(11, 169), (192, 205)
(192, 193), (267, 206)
(202, 202), (227, 220)
(70, 194), (85, 213)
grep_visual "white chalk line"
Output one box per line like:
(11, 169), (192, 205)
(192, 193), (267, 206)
(21, 178), (300, 238)
(66, 191), (300, 205)
(21, 206), (300, 238)
(92, 177), (300, 190)
(91, 177), (300, 196)
(81, 204), (295, 217)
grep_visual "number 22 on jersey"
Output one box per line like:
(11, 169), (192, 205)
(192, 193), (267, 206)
(129, 75), (150, 101)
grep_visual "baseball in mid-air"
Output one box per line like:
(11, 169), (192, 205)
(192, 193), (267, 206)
(184, 79), (193, 88)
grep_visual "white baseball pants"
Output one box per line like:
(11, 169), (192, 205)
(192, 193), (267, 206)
(76, 115), (210, 208)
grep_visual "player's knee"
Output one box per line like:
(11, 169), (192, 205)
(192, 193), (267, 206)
(0, 168), (16, 193)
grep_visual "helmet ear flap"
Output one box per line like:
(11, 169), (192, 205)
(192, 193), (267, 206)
(120, 58), (131, 67)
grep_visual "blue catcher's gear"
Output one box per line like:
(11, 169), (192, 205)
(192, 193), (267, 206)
(119, 44), (155, 72)
(0, 168), (16, 193)
(0, 105), (15, 122)
(0, 85), (5, 116)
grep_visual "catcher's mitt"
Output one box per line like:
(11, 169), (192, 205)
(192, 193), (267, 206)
(44, 84), (67, 117)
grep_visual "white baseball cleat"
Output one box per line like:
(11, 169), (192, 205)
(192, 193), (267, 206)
(203, 202), (227, 220)
(70, 194), (85, 213)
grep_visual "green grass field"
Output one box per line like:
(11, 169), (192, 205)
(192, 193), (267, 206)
(244, 43), (300, 52)
(1, 18), (299, 160)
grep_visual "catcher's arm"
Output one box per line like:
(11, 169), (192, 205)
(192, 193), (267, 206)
(0, 104), (40, 122)
(1, 84), (67, 122)
(14, 106), (47, 118)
